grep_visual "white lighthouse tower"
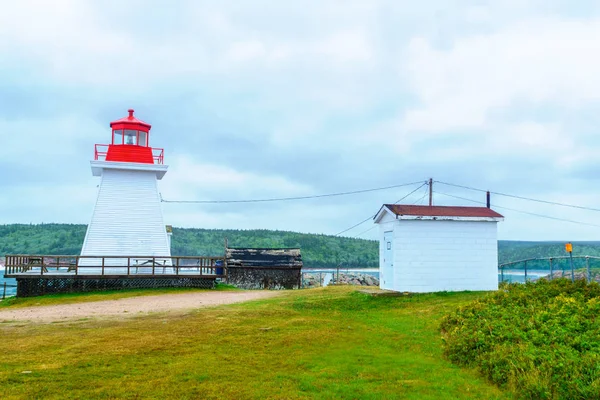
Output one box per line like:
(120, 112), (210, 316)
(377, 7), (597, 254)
(80, 109), (171, 267)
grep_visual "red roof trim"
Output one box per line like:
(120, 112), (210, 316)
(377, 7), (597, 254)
(383, 204), (504, 218)
(109, 109), (152, 130)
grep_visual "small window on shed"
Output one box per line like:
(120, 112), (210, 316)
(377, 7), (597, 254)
(387, 242), (391, 250)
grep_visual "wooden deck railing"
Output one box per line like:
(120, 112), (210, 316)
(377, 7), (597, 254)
(4, 255), (227, 278)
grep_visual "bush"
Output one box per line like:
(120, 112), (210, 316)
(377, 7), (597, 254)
(440, 279), (600, 399)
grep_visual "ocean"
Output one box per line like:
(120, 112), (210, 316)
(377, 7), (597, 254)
(302, 268), (550, 284)
(0, 270), (17, 298)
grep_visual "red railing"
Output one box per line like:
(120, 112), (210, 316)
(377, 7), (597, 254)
(151, 147), (164, 164)
(94, 144), (165, 165)
(95, 144), (109, 161)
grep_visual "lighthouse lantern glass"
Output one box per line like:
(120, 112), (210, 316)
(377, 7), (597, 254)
(138, 131), (147, 146)
(124, 129), (136, 145)
(113, 130), (123, 145)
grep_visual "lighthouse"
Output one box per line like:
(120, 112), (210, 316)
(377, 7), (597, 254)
(80, 109), (171, 267)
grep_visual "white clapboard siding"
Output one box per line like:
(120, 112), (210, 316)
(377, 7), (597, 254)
(390, 220), (498, 292)
(80, 167), (171, 268)
(376, 209), (500, 293)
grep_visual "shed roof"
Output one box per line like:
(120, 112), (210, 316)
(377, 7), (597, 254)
(374, 204), (504, 223)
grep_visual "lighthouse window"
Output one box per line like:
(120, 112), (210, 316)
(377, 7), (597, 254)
(113, 130), (123, 145)
(138, 131), (147, 146)
(124, 130), (136, 145)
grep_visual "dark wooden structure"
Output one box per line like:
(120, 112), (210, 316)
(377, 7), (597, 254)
(4, 255), (226, 297)
(225, 247), (302, 289)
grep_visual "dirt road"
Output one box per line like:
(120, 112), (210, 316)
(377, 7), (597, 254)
(0, 291), (279, 323)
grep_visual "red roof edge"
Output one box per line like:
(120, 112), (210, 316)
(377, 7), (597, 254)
(383, 204), (504, 218)
(109, 109), (152, 130)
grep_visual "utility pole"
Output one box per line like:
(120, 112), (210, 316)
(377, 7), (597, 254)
(428, 178), (433, 206)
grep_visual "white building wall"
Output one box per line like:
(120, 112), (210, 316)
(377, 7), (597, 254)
(80, 168), (171, 267)
(377, 212), (396, 290)
(385, 219), (498, 292)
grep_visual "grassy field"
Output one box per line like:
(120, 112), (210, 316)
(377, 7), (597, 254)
(0, 287), (507, 399)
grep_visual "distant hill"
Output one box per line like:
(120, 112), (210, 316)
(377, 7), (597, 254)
(498, 240), (600, 270)
(1, 224), (599, 269)
(0, 224), (377, 268)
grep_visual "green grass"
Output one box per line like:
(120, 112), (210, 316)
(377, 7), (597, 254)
(441, 279), (600, 399)
(0, 283), (237, 309)
(0, 286), (507, 399)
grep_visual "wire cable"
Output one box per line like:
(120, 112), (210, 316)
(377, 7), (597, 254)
(335, 182), (428, 236)
(435, 180), (600, 213)
(161, 180), (427, 204)
(354, 185), (430, 238)
(354, 226), (377, 238)
(434, 190), (600, 228)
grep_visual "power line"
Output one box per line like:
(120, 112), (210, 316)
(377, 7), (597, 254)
(434, 190), (600, 228)
(435, 180), (600, 213)
(354, 185), (430, 238)
(416, 185), (430, 205)
(354, 225), (377, 238)
(335, 182), (428, 236)
(161, 180), (427, 204)
(335, 215), (376, 237)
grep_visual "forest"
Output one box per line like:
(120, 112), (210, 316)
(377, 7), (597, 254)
(1, 224), (599, 269)
(0, 224), (377, 268)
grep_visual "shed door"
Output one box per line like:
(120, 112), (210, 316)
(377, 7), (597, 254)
(382, 231), (393, 289)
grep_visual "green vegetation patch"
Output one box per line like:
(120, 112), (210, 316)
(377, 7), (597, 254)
(0, 287), (506, 399)
(441, 279), (600, 399)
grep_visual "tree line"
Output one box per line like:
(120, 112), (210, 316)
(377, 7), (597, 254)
(2, 224), (599, 269)
(0, 224), (378, 268)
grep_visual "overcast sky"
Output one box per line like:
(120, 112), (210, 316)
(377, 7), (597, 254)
(2, 0), (600, 241)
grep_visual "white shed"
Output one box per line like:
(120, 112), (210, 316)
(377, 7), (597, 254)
(374, 204), (504, 293)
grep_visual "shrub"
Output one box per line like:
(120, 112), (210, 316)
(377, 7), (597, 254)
(440, 278), (600, 399)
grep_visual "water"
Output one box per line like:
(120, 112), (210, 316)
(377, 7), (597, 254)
(303, 268), (551, 285)
(304, 268), (379, 278)
(498, 269), (549, 284)
(0, 269), (17, 298)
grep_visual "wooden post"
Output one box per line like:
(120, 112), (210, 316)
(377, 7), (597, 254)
(500, 267), (504, 283)
(549, 258), (553, 280)
(569, 252), (575, 282)
(102, 256), (105, 276)
(2, 282), (6, 300)
(428, 178), (433, 206)
(586, 257), (591, 283)
(524, 260), (528, 282)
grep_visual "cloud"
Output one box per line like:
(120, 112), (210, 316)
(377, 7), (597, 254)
(403, 16), (600, 132)
(3, 0), (600, 242)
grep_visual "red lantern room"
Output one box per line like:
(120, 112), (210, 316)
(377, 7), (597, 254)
(94, 109), (164, 164)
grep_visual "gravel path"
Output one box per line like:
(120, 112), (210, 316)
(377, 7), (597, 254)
(0, 291), (280, 323)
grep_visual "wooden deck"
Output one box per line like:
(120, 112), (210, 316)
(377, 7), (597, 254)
(4, 254), (227, 279)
